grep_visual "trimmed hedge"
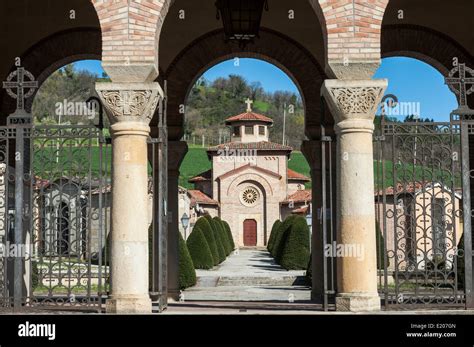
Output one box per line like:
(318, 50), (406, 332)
(273, 215), (297, 262)
(195, 217), (219, 265)
(457, 233), (465, 288)
(267, 220), (282, 254)
(280, 216), (310, 270)
(214, 217), (232, 256)
(206, 215), (226, 263)
(178, 232), (197, 289)
(375, 220), (390, 270)
(186, 226), (214, 269)
(223, 221), (235, 250)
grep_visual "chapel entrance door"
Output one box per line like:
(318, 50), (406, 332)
(243, 219), (257, 246)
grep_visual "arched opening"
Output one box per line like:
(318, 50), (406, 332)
(373, 55), (468, 308)
(374, 56), (458, 122)
(177, 57), (313, 303)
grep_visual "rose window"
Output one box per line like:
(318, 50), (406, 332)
(240, 187), (259, 206)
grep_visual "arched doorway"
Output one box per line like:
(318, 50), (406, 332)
(243, 219), (257, 247)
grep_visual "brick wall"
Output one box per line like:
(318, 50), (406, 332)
(91, 0), (171, 66)
(318, 0), (389, 65)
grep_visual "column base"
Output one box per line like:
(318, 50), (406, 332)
(335, 293), (381, 312)
(167, 289), (180, 302)
(106, 295), (152, 314)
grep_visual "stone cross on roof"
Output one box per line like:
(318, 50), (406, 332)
(245, 98), (253, 112)
(445, 63), (474, 111)
(2, 67), (38, 114)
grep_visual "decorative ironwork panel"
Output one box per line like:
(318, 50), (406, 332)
(0, 124), (112, 310)
(375, 119), (471, 309)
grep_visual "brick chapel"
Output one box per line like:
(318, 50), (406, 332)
(189, 100), (311, 247)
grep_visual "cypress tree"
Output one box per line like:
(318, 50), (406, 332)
(205, 215), (226, 263)
(186, 226), (214, 269)
(280, 216), (311, 270)
(223, 221), (235, 250)
(178, 232), (197, 289)
(195, 216), (219, 266)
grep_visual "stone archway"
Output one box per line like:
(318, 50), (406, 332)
(0, 28), (102, 118)
(160, 28), (327, 141)
(381, 24), (474, 107)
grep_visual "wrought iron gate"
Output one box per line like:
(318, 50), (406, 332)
(374, 115), (473, 309)
(0, 117), (111, 310)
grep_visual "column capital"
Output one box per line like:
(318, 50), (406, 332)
(321, 79), (387, 133)
(95, 82), (163, 126)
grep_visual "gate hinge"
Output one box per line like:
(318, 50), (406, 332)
(321, 136), (332, 142)
(374, 135), (386, 142)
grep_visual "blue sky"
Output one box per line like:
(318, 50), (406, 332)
(75, 56), (458, 121)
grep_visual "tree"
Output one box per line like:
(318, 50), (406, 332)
(178, 232), (197, 289)
(280, 216), (310, 270)
(273, 215), (297, 262)
(214, 217), (232, 256)
(206, 215), (226, 263)
(223, 220), (235, 250)
(375, 220), (389, 270)
(194, 217), (219, 265)
(267, 220), (282, 253)
(186, 226), (214, 269)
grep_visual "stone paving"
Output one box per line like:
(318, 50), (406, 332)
(181, 248), (311, 302)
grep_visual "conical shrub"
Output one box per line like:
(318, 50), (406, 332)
(178, 232), (196, 289)
(214, 217), (231, 256)
(223, 221), (235, 250)
(205, 215), (226, 263)
(194, 216), (219, 266)
(280, 216), (310, 270)
(273, 215), (297, 262)
(186, 226), (214, 269)
(267, 220), (282, 253)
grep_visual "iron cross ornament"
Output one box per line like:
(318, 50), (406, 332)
(2, 66), (38, 116)
(445, 63), (474, 113)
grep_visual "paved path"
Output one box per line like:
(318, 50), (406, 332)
(183, 248), (311, 302)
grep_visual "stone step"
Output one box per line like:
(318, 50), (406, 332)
(195, 275), (307, 287)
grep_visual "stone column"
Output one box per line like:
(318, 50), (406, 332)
(321, 79), (387, 312)
(96, 82), (163, 313)
(167, 141), (188, 301)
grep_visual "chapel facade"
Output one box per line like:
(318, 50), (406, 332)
(189, 101), (311, 247)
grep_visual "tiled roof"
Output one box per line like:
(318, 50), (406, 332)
(375, 182), (462, 198)
(208, 141), (292, 151)
(216, 163), (282, 181)
(187, 189), (218, 206)
(225, 112), (273, 124)
(189, 169), (212, 183)
(281, 189), (312, 204)
(287, 168), (310, 182)
(291, 206), (309, 215)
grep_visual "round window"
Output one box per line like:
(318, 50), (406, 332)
(240, 187), (259, 207)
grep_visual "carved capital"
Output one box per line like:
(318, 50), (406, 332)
(321, 79), (387, 126)
(95, 82), (163, 125)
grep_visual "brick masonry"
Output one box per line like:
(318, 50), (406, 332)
(91, 0), (171, 66)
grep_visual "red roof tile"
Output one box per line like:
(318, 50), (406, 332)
(291, 206), (309, 215)
(208, 141), (292, 151)
(287, 168), (310, 182)
(225, 112), (273, 124)
(189, 169), (212, 183)
(281, 189), (312, 204)
(187, 190), (218, 206)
